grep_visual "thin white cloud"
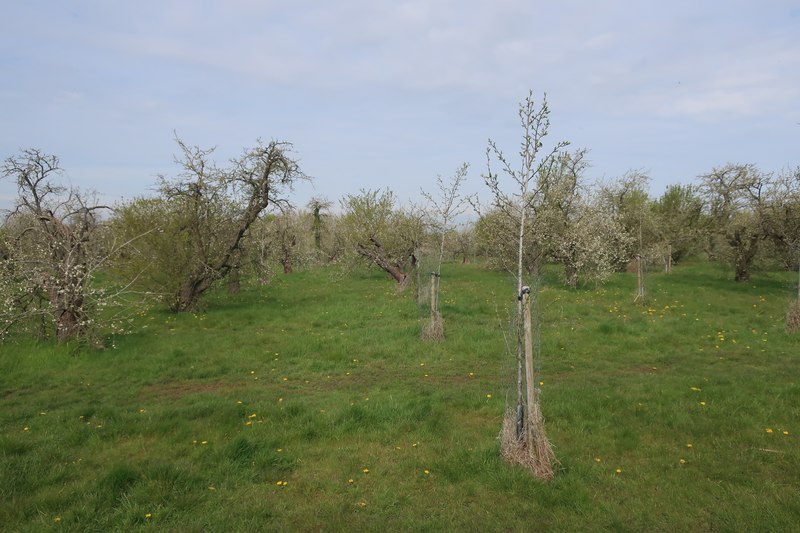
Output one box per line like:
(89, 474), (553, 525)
(1, 0), (798, 210)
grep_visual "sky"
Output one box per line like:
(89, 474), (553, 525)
(1, 0), (799, 212)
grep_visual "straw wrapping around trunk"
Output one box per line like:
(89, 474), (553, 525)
(500, 407), (556, 480)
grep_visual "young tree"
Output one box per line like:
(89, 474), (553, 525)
(1, 149), (148, 343)
(548, 193), (632, 287)
(651, 184), (704, 270)
(536, 149), (587, 286)
(420, 163), (471, 340)
(484, 91), (567, 479)
(597, 172), (656, 300)
(114, 137), (307, 311)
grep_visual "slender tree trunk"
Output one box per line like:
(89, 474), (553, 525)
(732, 231), (759, 282)
(228, 266), (241, 293)
(635, 225), (645, 302)
(734, 245), (757, 282)
(515, 204), (526, 440)
(665, 244), (672, 274)
(522, 290), (535, 438)
(430, 272), (439, 316)
(564, 261), (578, 288)
(312, 207), (322, 250)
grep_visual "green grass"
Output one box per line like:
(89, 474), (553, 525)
(1, 261), (798, 531)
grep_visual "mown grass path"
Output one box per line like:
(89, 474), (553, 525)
(1, 262), (798, 531)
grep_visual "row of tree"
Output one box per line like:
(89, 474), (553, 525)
(1, 141), (798, 343)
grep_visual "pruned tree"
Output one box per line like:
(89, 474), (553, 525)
(762, 166), (800, 270)
(420, 163), (471, 340)
(700, 163), (768, 282)
(340, 189), (422, 288)
(451, 223), (475, 264)
(307, 196), (333, 255)
(484, 91), (567, 479)
(1, 149), (150, 343)
(760, 166), (800, 330)
(113, 137), (307, 311)
(247, 208), (313, 278)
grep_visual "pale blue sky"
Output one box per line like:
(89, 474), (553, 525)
(1, 1), (798, 211)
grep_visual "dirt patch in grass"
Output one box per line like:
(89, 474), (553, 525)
(139, 380), (243, 399)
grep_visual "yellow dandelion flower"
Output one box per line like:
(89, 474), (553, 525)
(594, 457), (601, 463)
(687, 443), (693, 448)
(245, 421), (252, 426)
(766, 428), (773, 433)
(23, 427), (29, 432)
(348, 479), (354, 484)
(54, 516), (61, 523)
(615, 468), (622, 474)
(201, 440), (208, 445)
(424, 469), (430, 475)
(783, 430), (790, 435)
(145, 513), (152, 519)
(699, 402), (706, 406)
(362, 468), (369, 473)
(679, 459), (686, 465)
(486, 394), (492, 399)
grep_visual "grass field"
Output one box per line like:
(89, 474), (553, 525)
(1, 261), (798, 531)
